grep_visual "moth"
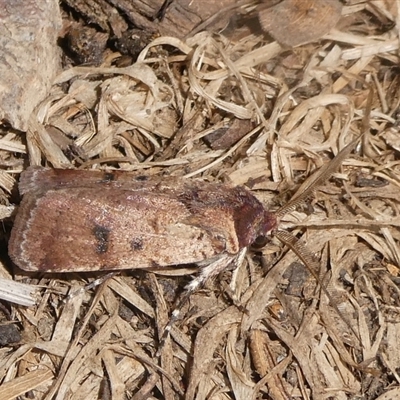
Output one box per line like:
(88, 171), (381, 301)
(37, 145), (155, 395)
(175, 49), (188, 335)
(9, 167), (276, 277)
(8, 136), (360, 346)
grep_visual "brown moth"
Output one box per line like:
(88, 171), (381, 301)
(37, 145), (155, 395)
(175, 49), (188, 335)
(9, 167), (276, 274)
(8, 136), (361, 347)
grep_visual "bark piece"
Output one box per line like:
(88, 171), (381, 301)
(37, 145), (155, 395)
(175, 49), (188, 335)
(0, 0), (62, 131)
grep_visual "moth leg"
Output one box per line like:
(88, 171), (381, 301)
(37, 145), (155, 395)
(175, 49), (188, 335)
(67, 272), (118, 300)
(157, 248), (247, 356)
(227, 248), (249, 311)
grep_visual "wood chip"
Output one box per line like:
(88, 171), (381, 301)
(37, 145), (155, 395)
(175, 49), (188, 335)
(258, 0), (343, 47)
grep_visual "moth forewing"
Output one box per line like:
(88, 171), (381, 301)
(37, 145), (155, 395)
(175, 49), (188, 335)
(9, 167), (277, 273)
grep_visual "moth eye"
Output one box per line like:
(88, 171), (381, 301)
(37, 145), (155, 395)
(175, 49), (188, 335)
(253, 235), (269, 248)
(102, 172), (116, 182)
(215, 234), (226, 243)
(210, 233), (227, 251)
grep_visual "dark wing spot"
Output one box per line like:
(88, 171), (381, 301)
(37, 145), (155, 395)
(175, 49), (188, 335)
(150, 260), (162, 268)
(93, 224), (110, 254)
(131, 237), (144, 251)
(98, 172), (116, 183)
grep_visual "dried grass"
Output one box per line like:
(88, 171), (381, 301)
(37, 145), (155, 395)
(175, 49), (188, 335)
(1, 1), (400, 399)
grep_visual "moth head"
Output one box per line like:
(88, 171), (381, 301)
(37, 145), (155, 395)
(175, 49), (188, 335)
(243, 209), (278, 249)
(259, 209), (278, 237)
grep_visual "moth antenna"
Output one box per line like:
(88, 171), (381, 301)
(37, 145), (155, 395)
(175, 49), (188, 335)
(157, 252), (244, 356)
(275, 134), (362, 220)
(274, 230), (361, 345)
(276, 85), (374, 220)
